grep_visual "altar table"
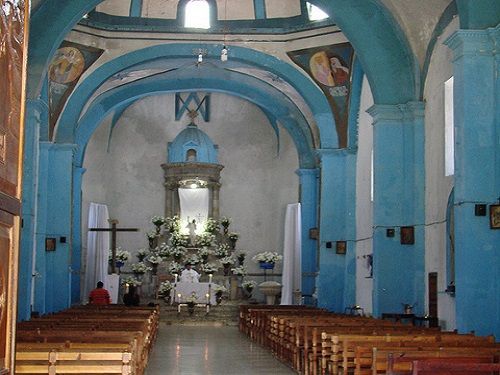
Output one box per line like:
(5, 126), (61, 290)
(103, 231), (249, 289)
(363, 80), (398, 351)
(172, 282), (217, 305)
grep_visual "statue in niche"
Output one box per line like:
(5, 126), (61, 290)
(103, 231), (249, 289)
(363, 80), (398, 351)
(186, 148), (197, 162)
(186, 219), (197, 246)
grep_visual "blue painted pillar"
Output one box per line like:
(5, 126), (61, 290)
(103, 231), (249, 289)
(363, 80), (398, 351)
(18, 99), (46, 320)
(367, 102), (425, 317)
(71, 166), (86, 304)
(445, 26), (500, 338)
(296, 168), (319, 304)
(34, 143), (75, 314)
(316, 149), (357, 312)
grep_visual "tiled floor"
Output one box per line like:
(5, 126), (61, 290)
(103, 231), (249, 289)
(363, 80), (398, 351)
(145, 324), (296, 375)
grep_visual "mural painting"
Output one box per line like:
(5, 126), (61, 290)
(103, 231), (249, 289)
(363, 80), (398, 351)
(288, 43), (354, 148)
(48, 42), (104, 139)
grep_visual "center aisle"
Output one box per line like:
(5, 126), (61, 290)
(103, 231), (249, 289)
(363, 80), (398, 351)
(145, 325), (296, 375)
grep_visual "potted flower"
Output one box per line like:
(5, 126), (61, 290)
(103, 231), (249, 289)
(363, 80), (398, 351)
(121, 275), (142, 288)
(158, 243), (170, 260)
(212, 285), (227, 305)
(165, 215), (180, 233)
(170, 246), (187, 262)
(109, 247), (130, 272)
(220, 216), (231, 233)
(131, 262), (152, 277)
(204, 218), (220, 234)
(136, 248), (149, 262)
(237, 252), (246, 266)
(186, 292), (198, 315)
(200, 262), (219, 275)
(197, 247), (212, 262)
(171, 232), (189, 247)
(214, 244), (230, 259)
(220, 256), (235, 276)
(231, 265), (247, 277)
(158, 280), (173, 303)
(228, 232), (239, 249)
(196, 233), (215, 248)
(151, 215), (166, 233)
(146, 230), (158, 249)
(252, 251), (283, 270)
(168, 261), (182, 276)
(147, 254), (163, 275)
(242, 280), (257, 298)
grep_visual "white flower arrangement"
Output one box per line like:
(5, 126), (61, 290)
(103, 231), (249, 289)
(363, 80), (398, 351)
(220, 216), (231, 228)
(242, 280), (256, 291)
(228, 232), (239, 241)
(151, 215), (166, 227)
(197, 247), (212, 259)
(231, 265), (247, 276)
(121, 276), (142, 286)
(200, 262), (219, 274)
(204, 217), (219, 233)
(158, 243), (170, 259)
(158, 280), (172, 296)
(213, 285), (227, 294)
(146, 230), (157, 240)
(109, 247), (130, 262)
(185, 254), (201, 265)
(252, 251), (283, 264)
(196, 233), (215, 247)
(165, 216), (180, 233)
(220, 255), (235, 266)
(169, 246), (187, 260)
(186, 291), (198, 304)
(136, 248), (149, 261)
(171, 232), (189, 247)
(168, 261), (183, 275)
(214, 244), (231, 258)
(131, 262), (152, 274)
(147, 254), (163, 265)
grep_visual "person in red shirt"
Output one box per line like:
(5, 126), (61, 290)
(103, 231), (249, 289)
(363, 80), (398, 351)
(88, 281), (111, 305)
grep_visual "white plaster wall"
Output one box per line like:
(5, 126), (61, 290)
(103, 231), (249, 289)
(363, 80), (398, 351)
(216, 0), (254, 20)
(423, 17), (458, 331)
(96, 0), (131, 17)
(265, 0), (301, 19)
(142, 0), (178, 19)
(82, 93), (299, 276)
(355, 75), (374, 314)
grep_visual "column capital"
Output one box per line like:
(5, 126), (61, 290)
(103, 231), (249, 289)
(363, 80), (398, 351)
(445, 25), (499, 59)
(367, 101), (424, 124)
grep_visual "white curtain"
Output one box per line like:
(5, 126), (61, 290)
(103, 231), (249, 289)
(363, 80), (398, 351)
(178, 188), (209, 234)
(281, 203), (302, 305)
(83, 203), (110, 302)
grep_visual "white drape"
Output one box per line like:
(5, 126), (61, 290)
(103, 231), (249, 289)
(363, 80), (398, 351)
(178, 188), (209, 234)
(83, 203), (110, 303)
(281, 203), (302, 305)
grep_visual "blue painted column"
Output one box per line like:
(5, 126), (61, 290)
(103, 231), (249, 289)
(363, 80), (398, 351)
(296, 168), (319, 305)
(71, 166), (86, 304)
(445, 26), (500, 338)
(34, 143), (75, 314)
(316, 149), (357, 312)
(18, 99), (46, 320)
(367, 102), (425, 317)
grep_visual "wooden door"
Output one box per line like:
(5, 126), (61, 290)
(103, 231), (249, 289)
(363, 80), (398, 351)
(428, 272), (438, 318)
(0, 1), (29, 373)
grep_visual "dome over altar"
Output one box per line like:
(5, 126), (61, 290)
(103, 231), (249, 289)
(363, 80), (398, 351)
(168, 122), (219, 164)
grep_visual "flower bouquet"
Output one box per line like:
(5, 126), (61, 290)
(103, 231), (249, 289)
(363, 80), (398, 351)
(204, 217), (220, 233)
(165, 216), (180, 233)
(252, 251), (282, 270)
(220, 255), (235, 276)
(158, 243), (170, 259)
(158, 280), (172, 297)
(168, 261), (182, 275)
(171, 232), (189, 247)
(214, 244), (230, 258)
(169, 246), (187, 261)
(136, 248), (149, 262)
(121, 276), (142, 287)
(231, 265), (247, 277)
(213, 285), (227, 304)
(196, 233), (215, 247)
(200, 262), (219, 275)
(197, 247), (212, 262)
(242, 280), (256, 297)
(131, 261), (152, 275)
(151, 215), (166, 227)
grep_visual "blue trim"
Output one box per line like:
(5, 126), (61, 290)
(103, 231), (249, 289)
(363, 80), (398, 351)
(421, 1), (458, 95)
(253, 0), (266, 20)
(129, 0), (143, 17)
(347, 57), (364, 148)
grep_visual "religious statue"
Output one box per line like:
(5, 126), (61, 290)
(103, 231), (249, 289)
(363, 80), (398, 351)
(186, 219), (197, 246)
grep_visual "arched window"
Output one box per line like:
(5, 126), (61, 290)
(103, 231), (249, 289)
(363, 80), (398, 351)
(306, 2), (329, 21)
(184, 0), (210, 29)
(186, 149), (197, 162)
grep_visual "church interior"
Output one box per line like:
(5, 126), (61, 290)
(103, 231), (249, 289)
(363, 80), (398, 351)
(0, 0), (499, 373)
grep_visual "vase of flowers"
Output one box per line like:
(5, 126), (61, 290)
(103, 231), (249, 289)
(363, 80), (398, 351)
(136, 248), (149, 262)
(228, 232), (239, 249)
(165, 216), (180, 233)
(147, 254), (163, 275)
(214, 244), (230, 259)
(213, 285), (227, 305)
(220, 216), (231, 234)
(253, 251), (282, 270)
(242, 280), (256, 298)
(109, 248), (130, 273)
(200, 262), (219, 275)
(231, 265), (247, 277)
(158, 280), (172, 303)
(220, 256), (235, 276)
(204, 218), (220, 234)
(237, 252), (246, 266)
(196, 234), (215, 248)
(151, 215), (166, 233)
(168, 261), (182, 276)
(186, 292), (198, 315)
(131, 262), (152, 279)
(146, 231), (157, 249)
(170, 246), (187, 262)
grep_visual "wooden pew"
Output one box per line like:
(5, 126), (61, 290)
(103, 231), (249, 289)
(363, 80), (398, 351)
(411, 359), (500, 374)
(387, 356), (498, 375)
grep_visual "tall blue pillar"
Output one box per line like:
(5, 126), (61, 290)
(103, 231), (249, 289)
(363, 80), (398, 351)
(34, 143), (75, 314)
(296, 168), (319, 304)
(18, 99), (46, 320)
(368, 102), (425, 317)
(71, 166), (86, 304)
(445, 26), (500, 337)
(316, 149), (357, 312)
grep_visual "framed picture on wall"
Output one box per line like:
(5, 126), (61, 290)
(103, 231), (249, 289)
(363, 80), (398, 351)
(490, 204), (500, 229)
(336, 241), (347, 254)
(45, 237), (56, 251)
(400, 226), (415, 245)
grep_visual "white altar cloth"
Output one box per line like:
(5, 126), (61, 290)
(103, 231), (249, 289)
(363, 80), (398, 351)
(172, 282), (217, 304)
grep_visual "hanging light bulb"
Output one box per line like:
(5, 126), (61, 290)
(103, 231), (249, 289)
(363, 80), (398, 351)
(221, 45), (228, 62)
(198, 52), (203, 63)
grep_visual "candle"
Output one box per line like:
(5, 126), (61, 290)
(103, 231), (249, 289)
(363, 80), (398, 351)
(174, 273), (178, 283)
(206, 293), (210, 303)
(208, 274), (213, 283)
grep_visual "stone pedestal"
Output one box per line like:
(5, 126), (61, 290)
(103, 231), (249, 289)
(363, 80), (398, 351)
(258, 281), (282, 305)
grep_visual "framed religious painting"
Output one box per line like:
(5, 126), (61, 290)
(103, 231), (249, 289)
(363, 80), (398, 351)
(490, 204), (500, 229)
(400, 226), (415, 245)
(336, 241), (347, 254)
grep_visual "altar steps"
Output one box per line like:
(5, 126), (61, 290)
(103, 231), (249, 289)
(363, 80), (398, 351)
(159, 302), (241, 326)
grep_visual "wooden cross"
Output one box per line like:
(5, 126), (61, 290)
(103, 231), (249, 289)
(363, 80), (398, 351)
(89, 219), (138, 273)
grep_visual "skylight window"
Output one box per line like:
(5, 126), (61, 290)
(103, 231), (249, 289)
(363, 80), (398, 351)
(184, 0), (210, 29)
(306, 2), (329, 21)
